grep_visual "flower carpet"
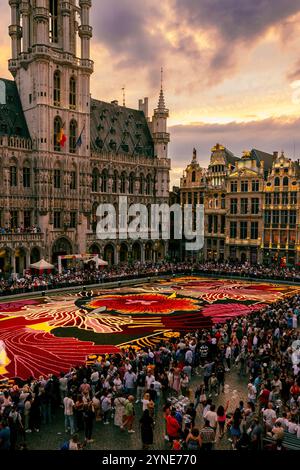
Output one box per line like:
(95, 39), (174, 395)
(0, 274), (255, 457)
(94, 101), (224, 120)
(0, 277), (299, 380)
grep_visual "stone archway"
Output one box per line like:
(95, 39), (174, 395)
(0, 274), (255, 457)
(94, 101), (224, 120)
(52, 237), (73, 264)
(0, 247), (11, 274)
(15, 247), (27, 275)
(120, 243), (128, 263)
(132, 242), (142, 262)
(89, 244), (101, 255)
(104, 244), (115, 265)
(30, 247), (41, 264)
(145, 242), (153, 262)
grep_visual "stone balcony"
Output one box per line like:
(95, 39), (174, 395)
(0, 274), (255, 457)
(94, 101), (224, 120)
(9, 46), (94, 74)
(0, 233), (44, 246)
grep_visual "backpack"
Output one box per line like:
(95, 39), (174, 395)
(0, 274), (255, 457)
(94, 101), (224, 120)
(60, 440), (69, 451)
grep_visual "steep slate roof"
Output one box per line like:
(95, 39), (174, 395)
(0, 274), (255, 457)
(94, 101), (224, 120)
(0, 78), (30, 138)
(251, 149), (275, 171)
(224, 148), (240, 165)
(90, 98), (154, 158)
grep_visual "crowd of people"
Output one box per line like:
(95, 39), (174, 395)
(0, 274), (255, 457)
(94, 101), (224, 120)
(0, 225), (41, 235)
(2, 260), (300, 296)
(0, 281), (300, 451)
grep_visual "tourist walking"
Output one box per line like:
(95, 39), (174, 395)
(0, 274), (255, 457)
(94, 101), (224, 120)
(63, 393), (75, 435)
(140, 409), (154, 450)
(114, 394), (127, 428)
(121, 396), (135, 433)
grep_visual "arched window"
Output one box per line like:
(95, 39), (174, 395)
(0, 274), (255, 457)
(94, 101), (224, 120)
(92, 202), (98, 232)
(69, 76), (76, 110)
(192, 171), (196, 183)
(129, 173), (135, 194)
(70, 167), (77, 190)
(23, 164), (31, 188)
(54, 116), (62, 152)
(53, 70), (61, 106)
(146, 175), (151, 195)
(283, 176), (289, 187)
(112, 171), (118, 193)
(92, 168), (99, 192)
(54, 168), (61, 189)
(49, 0), (58, 43)
(101, 169), (108, 193)
(274, 177), (280, 187)
(139, 174), (144, 194)
(120, 172), (126, 194)
(10, 165), (17, 187)
(69, 119), (77, 154)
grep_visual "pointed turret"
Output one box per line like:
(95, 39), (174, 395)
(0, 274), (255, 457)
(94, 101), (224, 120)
(151, 68), (170, 160)
(158, 86), (166, 111)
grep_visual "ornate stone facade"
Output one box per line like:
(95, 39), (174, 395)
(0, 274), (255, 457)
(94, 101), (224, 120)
(0, 0), (171, 274)
(180, 146), (300, 265)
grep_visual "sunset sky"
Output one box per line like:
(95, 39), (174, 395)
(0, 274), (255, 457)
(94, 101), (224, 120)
(1, 1), (300, 186)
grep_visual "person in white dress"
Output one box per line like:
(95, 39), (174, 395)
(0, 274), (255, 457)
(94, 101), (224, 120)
(114, 394), (127, 427)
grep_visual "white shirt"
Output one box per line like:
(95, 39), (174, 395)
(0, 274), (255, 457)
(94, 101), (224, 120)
(263, 408), (276, 426)
(91, 371), (99, 382)
(59, 377), (68, 391)
(142, 399), (149, 411)
(225, 347), (231, 358)
(205, 410), (218, 428)
(63, 397), (74, 416)
(153, 381), (162, 396)
(203, 404), (211, 418)
(287, 422), (298, 434)
(145, 375), (155, 389)
(113, 378), (123, 391)
(275, 417), (289, 430)
(248, 384), (257, 400)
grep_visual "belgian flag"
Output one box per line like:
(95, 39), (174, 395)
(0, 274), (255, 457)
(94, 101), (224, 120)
(57, 123), (67, 148)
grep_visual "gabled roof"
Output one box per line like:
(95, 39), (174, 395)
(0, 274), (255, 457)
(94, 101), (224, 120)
(90, 98), (154, 158)
(224, 148), (240, 165)
(251, 149), (275, 171)
(0, 78), (30, 138)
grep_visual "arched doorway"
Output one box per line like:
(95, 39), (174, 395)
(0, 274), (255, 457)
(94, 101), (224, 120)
(104, 244), (115, 265)
(132, 242), (142, 262)
(155, 241), (165, 261)
(145, 242), (153, 262)
(30, 247), (41, 264)
(120, 243), (128, 263)
(15, 247), (27, 275)
(0, 248), (11, 274)
(52, 237), (73, 264)
(89, 244), (100, 256)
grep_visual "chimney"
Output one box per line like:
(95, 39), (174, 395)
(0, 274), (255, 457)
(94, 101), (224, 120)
(273, 151), (278, 158)
(138, 97), (149, 119)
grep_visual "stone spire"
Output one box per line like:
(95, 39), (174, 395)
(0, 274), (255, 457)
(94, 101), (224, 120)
(157, 67), (166, 110)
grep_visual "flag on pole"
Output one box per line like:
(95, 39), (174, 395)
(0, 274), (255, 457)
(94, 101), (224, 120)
(76, 124), (85, 148)
(57, 123), (67, 148)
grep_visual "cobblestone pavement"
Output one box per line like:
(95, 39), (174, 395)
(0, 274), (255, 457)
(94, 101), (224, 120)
(24, 367), (248, 451)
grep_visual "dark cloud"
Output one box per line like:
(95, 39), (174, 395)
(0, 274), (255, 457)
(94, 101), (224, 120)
(175, 0), (300, 42)
(169, 117), (300, 169)
(91, 0), (167, 87)
(90, 0), (300, 90)
(174, 0), (300, 78)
